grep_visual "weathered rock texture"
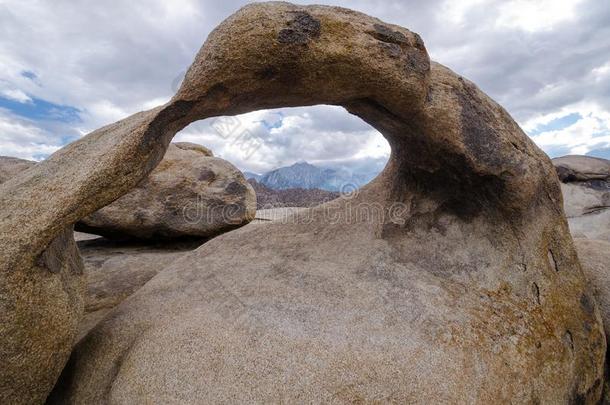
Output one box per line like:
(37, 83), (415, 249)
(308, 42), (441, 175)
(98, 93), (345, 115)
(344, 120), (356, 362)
(573, 238), (610, 402)
(575, 238), (610, 340)
(38, 3), (605, 404)
(76, 236), (199, 340)
(0, 156), (35, 184)
(76, 142), (255, 240)
(553, 155), (610, 241)
(0, 226), (84, 405)
(0, 3), (605, 404)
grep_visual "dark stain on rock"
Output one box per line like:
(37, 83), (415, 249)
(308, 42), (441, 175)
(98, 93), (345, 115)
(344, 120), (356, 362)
(405, 50), (430, 74)
(258, 66), (278, 80)
(380, 43), (402, 58)
(532, 282), (540, 305)
(583, 179), (610, 191)
(36, 227), (83, 275)
(348, 97), (507, 222)
(556, 165), (610, 191)
(458, 80), (505, 170)
(453, 80), (520, 219)
(401, 145), (507, 221)
(412, 32), (426, 50)
(563, 330), (574, 352)
(37, 245), (62, 274)
(580, 293), (595, 315)
(570, 390), (586, 405)
(425, 87), (434, 103)
(555, 166), (575, 182)
(278, 11), (321, 45)
(226, 181), (247, 195)
(370, 23), (408, 45)
(581, 378), (601, 404)
(548, 249), (558, 272)
(198, 168), (216, 182)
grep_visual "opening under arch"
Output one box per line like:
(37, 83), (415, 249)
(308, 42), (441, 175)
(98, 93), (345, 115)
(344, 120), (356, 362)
(174, 104), (391, 208)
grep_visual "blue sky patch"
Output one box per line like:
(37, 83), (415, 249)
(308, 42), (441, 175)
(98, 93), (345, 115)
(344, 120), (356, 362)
(539, 144), (573, 158)
(21, 70), (37, 80)
(0, 95), (81, 123)
(586, 146), (610, 160)
(257, 112), (284, 130)
(528, 112), (581, 136)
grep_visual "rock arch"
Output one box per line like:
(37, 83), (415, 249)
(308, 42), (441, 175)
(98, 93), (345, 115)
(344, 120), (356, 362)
(0, 2), (604, 403)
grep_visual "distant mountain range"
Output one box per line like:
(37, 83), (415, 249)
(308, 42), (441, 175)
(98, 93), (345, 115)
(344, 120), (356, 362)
(244, 161), (378, 191)
(243, 171), (262, 181)
(247, 178), (339, 209)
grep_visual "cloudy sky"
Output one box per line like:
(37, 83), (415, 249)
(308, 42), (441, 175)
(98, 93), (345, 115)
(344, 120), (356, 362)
(0, 0), (609, 175)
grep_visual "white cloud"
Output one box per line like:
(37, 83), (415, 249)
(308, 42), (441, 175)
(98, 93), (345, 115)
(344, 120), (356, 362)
(529, 104), (610, 156)
(0, 109), (61, 160)
(142, 97), (171, 111)
(592, 62), (610, 81)
(441, 0), (491, 25)
(82, 100), (129, 130)
(496, 0), (584, 32)
(1, 88), (31, 103)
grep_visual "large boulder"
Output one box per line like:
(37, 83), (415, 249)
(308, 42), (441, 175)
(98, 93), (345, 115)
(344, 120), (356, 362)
(47, 3), (605, 404)
(553, 155), (610, 241)
(554, 155), (610, 182)
(0, 156), (34, 183)
(76, 142), (255, 240)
